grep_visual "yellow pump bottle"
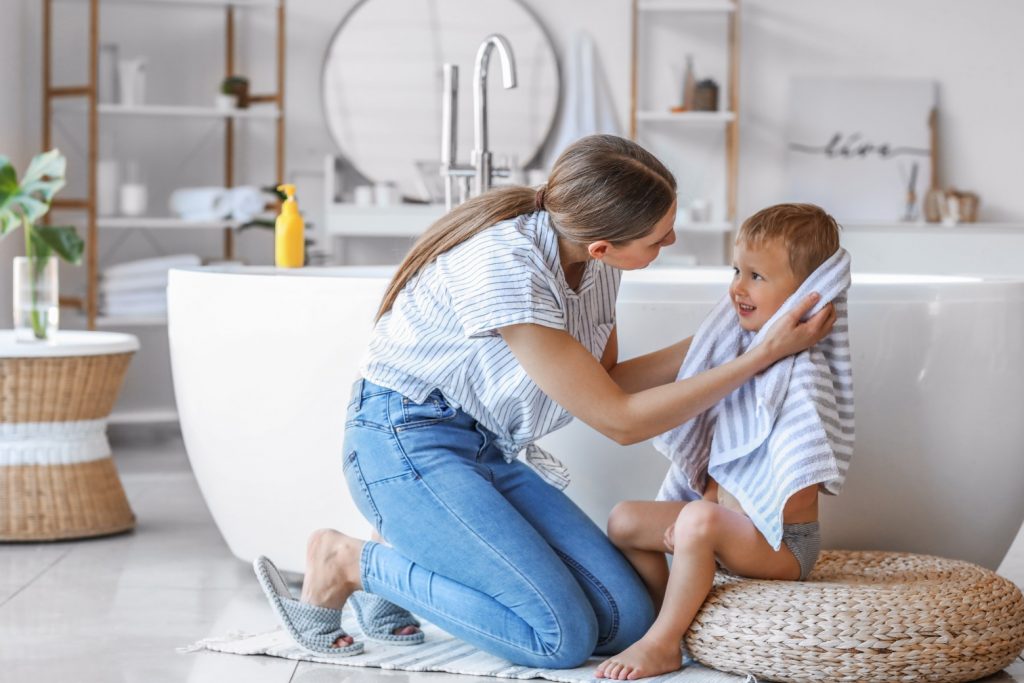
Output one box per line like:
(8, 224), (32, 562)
(275, 184), (305, 268)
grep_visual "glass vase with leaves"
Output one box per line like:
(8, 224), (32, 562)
(0, 149), (84, 341)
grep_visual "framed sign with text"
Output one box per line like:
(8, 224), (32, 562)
(786, 77), (937, 222)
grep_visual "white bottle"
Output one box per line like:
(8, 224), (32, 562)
(119, 161), (147, 217)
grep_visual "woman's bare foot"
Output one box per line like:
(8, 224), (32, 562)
(594, 636), (683, 680)
(300, 528), (365, 648)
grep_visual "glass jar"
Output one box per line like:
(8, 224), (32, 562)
(13, 256), (59, 342)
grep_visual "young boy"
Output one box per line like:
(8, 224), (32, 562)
(595, 203), (852, 681)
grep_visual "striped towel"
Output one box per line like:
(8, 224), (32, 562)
(654, 248), (854, 550)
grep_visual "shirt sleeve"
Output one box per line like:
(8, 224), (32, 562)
(435, 225), (566, 339)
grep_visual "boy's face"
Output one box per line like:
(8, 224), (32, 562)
(729, 238), (801, 332)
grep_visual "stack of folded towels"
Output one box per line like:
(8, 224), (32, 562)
(100, 254), (201, 318)
(169, 186), (266, 223)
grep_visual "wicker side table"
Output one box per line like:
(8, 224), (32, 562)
(0, 331), (139, 541)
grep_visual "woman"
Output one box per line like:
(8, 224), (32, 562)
(255, 135), (835, 667)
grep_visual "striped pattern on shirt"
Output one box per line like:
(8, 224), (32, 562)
(654, 248), (855, 550)
(361, 211), (621, 457)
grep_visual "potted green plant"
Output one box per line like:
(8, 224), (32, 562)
(220, 75), (250, 109)
(0, 149), (84, 341)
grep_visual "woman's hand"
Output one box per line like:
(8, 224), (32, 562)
(758, 293), (836, 365)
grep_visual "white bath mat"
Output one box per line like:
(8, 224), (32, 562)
(183, 609), (747, 682)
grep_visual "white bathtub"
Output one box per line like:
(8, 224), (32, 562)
(168, 265), (1024, 573)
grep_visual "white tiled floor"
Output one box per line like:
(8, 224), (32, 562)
(1, 434), (1022, 683)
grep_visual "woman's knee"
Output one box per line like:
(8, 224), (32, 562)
(593, 566), (655, 654)
(522, 600), (599, 669)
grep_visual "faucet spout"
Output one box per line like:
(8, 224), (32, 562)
(472, 34), (517, 195)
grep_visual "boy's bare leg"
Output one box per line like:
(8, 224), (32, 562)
(607, 501), (685, 610)
(597, 501), (801, 680)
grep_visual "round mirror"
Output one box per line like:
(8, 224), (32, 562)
(322, 0), (560, 200)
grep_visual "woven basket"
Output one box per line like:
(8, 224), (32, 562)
(0, 353), (136, 541)
(686, 550), (1024, 683)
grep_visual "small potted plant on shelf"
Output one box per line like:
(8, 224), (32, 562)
(0, 149), (84, 341)
(220, 75), (250, 109)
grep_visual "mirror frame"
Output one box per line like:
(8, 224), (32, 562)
(319, 0), (562, 196)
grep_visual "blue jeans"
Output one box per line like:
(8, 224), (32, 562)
(342, 379), (654, 668)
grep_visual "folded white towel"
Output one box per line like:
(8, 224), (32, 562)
(654, 248), (855, 550)
(103, 254), (201, 279)
(101, 290), (167, 308)
(227, 186), (266, 223)
(100, 272), (169, 294)
(101, 300), (168, 317)
(169, 187), (231, 222)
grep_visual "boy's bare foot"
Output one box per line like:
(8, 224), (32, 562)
(594, 636), (683, 680)
(299, 528), (365, 648)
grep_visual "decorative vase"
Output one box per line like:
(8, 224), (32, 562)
(13, 256), (59, 342)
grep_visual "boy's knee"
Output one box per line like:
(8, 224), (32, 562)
(606, 501), (644, 547)
(675, 500), (720, 546)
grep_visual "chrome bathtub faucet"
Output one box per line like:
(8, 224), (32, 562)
(441, 34), (518, 210)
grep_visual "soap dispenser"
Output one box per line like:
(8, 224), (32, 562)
(275, 184), (304, 268)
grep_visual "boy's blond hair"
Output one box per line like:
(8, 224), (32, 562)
(736, 203), (841, 280)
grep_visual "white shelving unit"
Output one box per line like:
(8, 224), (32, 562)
(44, 0), (286, 328)
(631, 0), (739, 261)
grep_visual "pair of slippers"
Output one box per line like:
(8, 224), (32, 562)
(254, 555), (424, 656)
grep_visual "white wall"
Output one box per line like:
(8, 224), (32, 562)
(738, 0), (1024, 222)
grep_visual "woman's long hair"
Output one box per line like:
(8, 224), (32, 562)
(375, 134), (676, 321)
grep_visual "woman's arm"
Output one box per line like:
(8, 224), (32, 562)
(501, 293), (834, 445)
(605, 331), (694, 393)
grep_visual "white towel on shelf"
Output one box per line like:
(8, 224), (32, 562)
(654, 248), (855, 551)
(99, 272), (169, 294)
(101, 290), (166, 308)
(227, 186), (266, 223)
(169, 187), (231, 222)
(546, 31), (622, 164)
(102, 254), (201, 280)
(169, 186), (265, 222)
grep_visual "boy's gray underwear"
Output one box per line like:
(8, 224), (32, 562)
(782, 521), (821, 580)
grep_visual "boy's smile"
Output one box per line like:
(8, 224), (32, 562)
(729, 239), (801, 332)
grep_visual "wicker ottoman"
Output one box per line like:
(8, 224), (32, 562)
(0, 331), (139, 541)
(686, 550), (1024, 683)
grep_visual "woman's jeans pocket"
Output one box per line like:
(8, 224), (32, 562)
(394, 390), (457, 430)
(343, 448), (383, 532)
(342, 419), (419, 536)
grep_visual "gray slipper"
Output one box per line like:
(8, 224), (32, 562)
(253, 555), (364, 656)
(349, 590), (425, 645)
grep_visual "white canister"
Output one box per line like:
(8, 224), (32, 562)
(96, 159), (120, 216)
(374, 182), (399, 207)
(117, 58), (147, 107)
(119, 183), (148, 217)
(352, 185), (374, 207)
